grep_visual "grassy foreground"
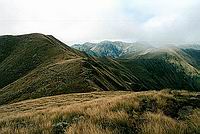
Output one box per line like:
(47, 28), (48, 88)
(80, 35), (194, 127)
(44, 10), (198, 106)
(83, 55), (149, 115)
(0, 90), (200, 134)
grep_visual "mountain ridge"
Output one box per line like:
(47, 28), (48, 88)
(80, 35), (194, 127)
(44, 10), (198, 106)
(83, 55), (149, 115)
(0, 33), (200, 105)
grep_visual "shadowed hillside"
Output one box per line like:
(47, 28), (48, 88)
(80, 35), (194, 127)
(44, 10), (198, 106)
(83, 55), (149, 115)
(118, 48), (200, 90)
(0, 33), (95, 105)
(0, 34), (145, 105)
(0, 33), (84, 89)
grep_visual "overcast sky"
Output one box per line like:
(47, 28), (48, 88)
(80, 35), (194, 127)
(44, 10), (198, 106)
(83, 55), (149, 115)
(0, 0), (200, 45)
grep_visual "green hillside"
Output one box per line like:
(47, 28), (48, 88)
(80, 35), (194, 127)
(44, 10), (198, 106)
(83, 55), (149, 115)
(0, 33), (83, 89)
(182, 49), (200, 69)
(118, 48), (200, 90)
(0, 34), (200, 105)
(0, 33), (89, 105)
(0, 34), (144, 105)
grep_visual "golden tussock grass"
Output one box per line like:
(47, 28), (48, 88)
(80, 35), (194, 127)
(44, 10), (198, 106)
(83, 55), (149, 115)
(0, 90), (199, 134)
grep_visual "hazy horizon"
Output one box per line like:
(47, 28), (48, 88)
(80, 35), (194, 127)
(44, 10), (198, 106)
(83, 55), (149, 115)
(1, 0), (200, 46)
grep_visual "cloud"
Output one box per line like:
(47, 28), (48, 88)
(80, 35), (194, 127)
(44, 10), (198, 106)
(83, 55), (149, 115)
(0, 0), (200, 45)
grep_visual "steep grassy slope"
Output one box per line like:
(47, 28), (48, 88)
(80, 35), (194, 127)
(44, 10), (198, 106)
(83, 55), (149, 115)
(83, 56), (146, 91)
(182, 49), (200, 69)
(0, 90), (199, 134)
(0, 34), (145, 105)
(0, 33), (83, 89)
(118, 48), (200, 90)
(0, 33), (94, 105)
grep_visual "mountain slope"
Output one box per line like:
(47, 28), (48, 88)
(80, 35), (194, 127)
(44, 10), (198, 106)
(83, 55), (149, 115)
(0, 34), (147, 105)
(118, 48), (200, 90)
(182, 49), (200, 69)
(0, 33), (93, 104)
(0, 33), (84, 89)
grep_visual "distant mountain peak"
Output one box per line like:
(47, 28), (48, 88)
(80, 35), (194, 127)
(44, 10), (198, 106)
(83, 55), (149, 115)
(72, 41), (153, 58)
